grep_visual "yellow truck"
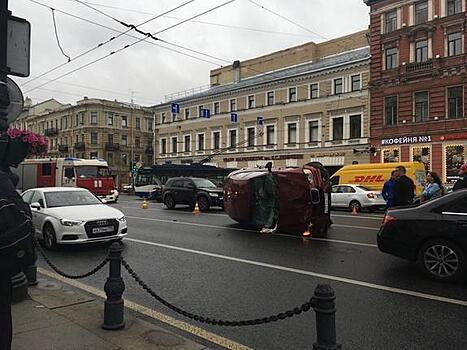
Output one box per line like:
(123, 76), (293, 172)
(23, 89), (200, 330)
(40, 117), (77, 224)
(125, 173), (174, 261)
(329, 162), (426, 196)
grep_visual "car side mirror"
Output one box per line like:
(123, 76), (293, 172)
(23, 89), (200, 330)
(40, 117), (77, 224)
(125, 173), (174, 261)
(31, 202), (41, 210)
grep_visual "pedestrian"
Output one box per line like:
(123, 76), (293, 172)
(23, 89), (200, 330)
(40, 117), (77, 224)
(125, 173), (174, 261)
(453, 163), (467, 191)
(421, 171), (445, 202)
(382, 170), (397, 208)
(0, 129), (44, 350)
(392, 165), (415, 207)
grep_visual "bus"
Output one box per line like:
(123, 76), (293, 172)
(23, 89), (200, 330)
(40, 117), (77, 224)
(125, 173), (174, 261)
(134, 163), (236, 200)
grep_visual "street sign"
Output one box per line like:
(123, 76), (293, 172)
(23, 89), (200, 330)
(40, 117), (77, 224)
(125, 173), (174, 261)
(7, 16), (31, 77)
(256, 116), (264, 126)
(171, 103), (180, 114)
(4, 77), (23, 124)
(201, 108), (210, 118)
(230, 112), (238, 123)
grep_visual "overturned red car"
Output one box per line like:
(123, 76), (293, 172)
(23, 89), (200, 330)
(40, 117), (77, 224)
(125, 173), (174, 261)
(223, 163), (331, 236)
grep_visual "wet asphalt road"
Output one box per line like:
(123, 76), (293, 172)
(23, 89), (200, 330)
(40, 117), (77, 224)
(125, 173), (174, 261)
(36, 195), (467, 350)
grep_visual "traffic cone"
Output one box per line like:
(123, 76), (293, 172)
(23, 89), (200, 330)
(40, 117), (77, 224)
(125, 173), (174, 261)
(193, 201), (200, 214)
(142, 198), (148, 209)
(351, 206), (358, 215)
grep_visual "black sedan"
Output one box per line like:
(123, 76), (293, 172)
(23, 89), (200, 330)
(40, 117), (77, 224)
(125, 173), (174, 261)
(378, 189), (467, 282)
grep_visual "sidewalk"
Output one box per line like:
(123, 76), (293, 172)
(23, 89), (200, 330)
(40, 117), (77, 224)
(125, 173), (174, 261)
(11, 274), (211, 350)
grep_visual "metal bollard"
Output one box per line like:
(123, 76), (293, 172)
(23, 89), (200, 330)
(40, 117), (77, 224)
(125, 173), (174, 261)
(312, 284), (341, 350)
(102, 242), (125, 330)
(25, 264), (38, 286)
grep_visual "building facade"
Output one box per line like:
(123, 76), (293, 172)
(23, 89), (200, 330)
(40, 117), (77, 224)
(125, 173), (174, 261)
(365, 0), (467, 183)
(153, 31), (371, 174)
(14, 97), (155, 187)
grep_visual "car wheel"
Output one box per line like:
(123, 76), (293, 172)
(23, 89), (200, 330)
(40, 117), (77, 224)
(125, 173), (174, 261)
(164, 195), (176, 209)
(349, 200), (361, 212)
(198, 196), (210, 212)
(418, 239), (466, 282)
(43, 223), (58, 250)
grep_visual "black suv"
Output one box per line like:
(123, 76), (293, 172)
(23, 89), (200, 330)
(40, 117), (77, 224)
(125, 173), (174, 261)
(162, 177), (223, 212)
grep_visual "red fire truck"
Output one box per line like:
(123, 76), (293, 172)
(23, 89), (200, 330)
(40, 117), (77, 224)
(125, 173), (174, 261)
(13, 157), (118, 203)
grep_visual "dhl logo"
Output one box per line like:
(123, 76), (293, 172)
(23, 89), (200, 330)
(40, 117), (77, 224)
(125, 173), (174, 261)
(352, 175), (385, 183)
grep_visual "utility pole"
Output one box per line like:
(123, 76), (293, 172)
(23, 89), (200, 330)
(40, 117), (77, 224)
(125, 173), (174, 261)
(0, 0), (10, 131)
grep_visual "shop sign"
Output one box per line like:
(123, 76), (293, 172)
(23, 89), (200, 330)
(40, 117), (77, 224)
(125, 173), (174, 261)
(310, 152), (345, 157)
(381, 135), (432, 145)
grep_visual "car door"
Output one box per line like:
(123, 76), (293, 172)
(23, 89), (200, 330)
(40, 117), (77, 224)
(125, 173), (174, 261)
(439, 195), (467, 240)
(170, 179), (184, 204)
(331, 186), (345, 207)
(181, 179), (196, 204)
(28, 191), (46, 234)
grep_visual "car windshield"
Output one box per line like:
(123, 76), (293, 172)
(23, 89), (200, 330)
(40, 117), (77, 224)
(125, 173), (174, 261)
(45, 191), (102, 208)
(192, 178), (217, 188)
(76, 166), (111, 178)
(357, 185), (373, 191)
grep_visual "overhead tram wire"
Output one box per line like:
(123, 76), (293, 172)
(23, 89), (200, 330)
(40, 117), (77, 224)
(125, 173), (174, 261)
(22, 0), (197, 87)
(24, 0), (238, 95)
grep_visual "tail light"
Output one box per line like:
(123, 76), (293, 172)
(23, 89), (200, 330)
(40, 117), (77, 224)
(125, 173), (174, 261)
(382, 214), (397, 226)
(367, 193), (375, 199)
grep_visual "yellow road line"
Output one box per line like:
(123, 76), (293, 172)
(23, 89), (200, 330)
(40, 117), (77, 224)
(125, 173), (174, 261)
(37, 267), (252, 350)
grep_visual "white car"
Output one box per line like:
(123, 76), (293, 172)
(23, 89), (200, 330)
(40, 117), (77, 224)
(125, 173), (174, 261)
(21, 187), (127, 249)
(331, 184), (386, 212)
(101, 189), (119, 203)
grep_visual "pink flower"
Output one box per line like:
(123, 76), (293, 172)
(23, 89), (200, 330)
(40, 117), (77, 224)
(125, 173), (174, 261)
(5, 128), (48, 155)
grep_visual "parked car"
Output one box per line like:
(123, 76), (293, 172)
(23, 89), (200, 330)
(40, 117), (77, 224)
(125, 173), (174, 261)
(162, 177), (223, 212)
(331, 184), (386, 212)
(122, 184), (133, 193)
(378, 189), (467, 282)
(21, 187), (127, 249)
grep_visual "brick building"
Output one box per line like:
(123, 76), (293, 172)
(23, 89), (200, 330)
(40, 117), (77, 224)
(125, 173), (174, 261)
(365, 0), (467, 183)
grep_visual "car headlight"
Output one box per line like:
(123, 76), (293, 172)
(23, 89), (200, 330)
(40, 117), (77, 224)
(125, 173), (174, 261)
(118, 216), (126, 223)
(209, 193), (219, 197)
(60, 219), (83, 226)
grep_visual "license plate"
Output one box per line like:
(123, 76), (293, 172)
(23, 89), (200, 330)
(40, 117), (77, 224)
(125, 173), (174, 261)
(92, 226), (114, 234)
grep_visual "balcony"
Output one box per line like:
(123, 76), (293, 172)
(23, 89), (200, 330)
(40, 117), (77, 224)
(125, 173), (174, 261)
(44, 127), (59, 137)
(405, 60), (433, 73)
(105, 142), (120, 151)
(74, 142), (85, 151)
(145, 146), (154, 154)
(58, 145), (68, 153)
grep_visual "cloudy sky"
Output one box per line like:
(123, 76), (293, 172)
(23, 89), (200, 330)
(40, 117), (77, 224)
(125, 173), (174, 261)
(10, 0), (369, 107)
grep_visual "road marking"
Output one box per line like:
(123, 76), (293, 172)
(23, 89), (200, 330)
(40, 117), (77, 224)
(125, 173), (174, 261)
(125, 215), (380, 234)
(37, 267), (252, 350)
(125, 237), (467, 307)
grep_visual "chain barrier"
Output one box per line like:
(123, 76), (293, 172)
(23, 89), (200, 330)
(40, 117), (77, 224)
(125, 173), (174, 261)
(122, 258), (314, 327)
(34, 237), (109, 279)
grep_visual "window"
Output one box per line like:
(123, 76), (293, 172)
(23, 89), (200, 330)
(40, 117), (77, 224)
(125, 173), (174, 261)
(198, 105), (203, 117)
(308, 121), (319, 143)
(445, 145), (465, 181)
(385, 9), (397, 33)
(161, 113), (166, 123)
(184, 135), (191, 152)
(42, 163), (52, 176)
(415, 39), (428, 62)
(91, 133), (98, 144)
(414, 91), (429, 122)
(161, 139), (167, 154)
(213, 131), (220, 150)
(385, 96), (398, 125)
(349, 115), (362, 139)
(107, 134), (113, 144)
(248, 95), (255, 109)
(135, 137), (140, 148)
(385, 47), (398, 69)
(414, 1), (428, 24)
(121, 116), (128, 128)
(197, 134), (205, 151)
(107, 152), (113, 165)
(447, 86), (463, 119)
(229, 130), (237, 149)
(107, 112), (114, 126)
(184, 108), (190, 120)
(351, 75), (361, 92)
(90, 151), (98, 159)
(310, 83), (319, 99)
(214, 102), (220, 114)
(383, 148), (400, 162)
(172, 137), (177, 154)
(266, 125), (275, 145)
(75, 134), (79, 144)
(135, 117), (141, 129)
(90, 112), (98, 125)
(121, 134), (128, 146)
(75, 115), (79, 127)
(332, 118), (344, 140)
(447, 0), (462, 16)
(247, 128), (255, 147)
(147, 118), (153, 131)
(412, 146), (431, 171)
(267, 91), (274, 106)
(288, 87), (297, 102)
(287, 123), (297, 144)
(230, 99), (237, 112)
(333, 78), (343, 94)
(79, 113), (84, 125)
(448, 32), (462, 56)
